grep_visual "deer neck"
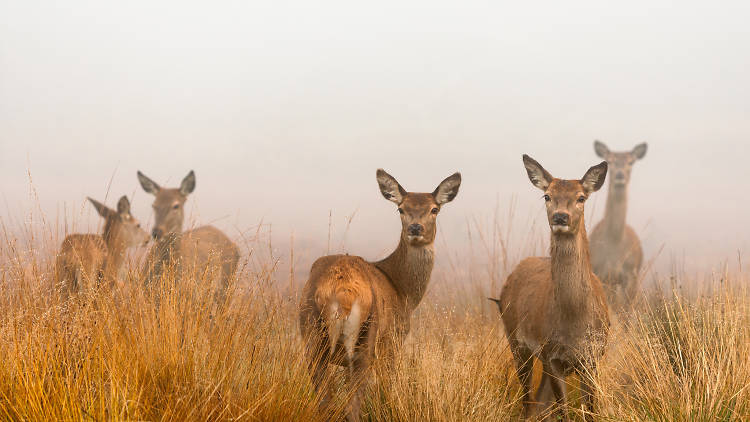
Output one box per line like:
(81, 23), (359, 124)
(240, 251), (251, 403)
(102, 220), (127, 281)
(152, 232), (183, 276)
(602, 183), (628, 241)
(550, 224), (593, 318)
(375, 235), (435, 311)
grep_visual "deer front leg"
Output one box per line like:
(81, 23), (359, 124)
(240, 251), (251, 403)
(624, 267), (642, 308)
(544, 360), (570, 422)
(579, 363), (599, 422)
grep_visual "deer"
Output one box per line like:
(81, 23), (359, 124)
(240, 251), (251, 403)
(589, 140), (647, 309)
(489, 155), (610, 422)
(137, 170), (240, 303)
(55, 196), (150, 296)
(299, 168), (461, 421)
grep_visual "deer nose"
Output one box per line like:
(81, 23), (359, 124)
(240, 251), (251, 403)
(615, 171), (625, 181)
(552, 213), (569, 226)
(152, 228), (163, 239)
(407, 224), (424, 236)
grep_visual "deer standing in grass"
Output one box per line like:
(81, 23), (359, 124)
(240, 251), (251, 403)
(491, 155), (610, 421)
(137, 170), (239, 302)
(299, 169), (461, 421)
(589, 140), (647, 308)
(55, 196), (149, 296)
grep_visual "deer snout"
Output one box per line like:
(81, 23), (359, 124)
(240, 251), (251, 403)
(615, 171), (626, 181)
(152, 227), (164, 239)
(407, 224), (424, 236)
(551, 213), (569, 226)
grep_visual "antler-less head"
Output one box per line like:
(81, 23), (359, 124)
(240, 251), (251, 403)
(523, 154), (607, 236)
(88, 196), (150, 247)
(594, 140), (646, 188)
(137, 170), (196, 240)
(376, 169), (461, 246)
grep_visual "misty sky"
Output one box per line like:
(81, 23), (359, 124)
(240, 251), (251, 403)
(1, 1), (749, 276)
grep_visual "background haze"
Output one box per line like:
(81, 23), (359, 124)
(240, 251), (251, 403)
(2, 1), (749, 279)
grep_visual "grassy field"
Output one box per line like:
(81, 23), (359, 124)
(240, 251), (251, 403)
(0, 214), (748, 421)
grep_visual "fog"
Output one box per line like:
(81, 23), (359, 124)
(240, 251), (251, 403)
(2, 1), (749, 278)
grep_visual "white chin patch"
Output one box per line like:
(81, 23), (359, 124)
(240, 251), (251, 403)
(407, 235), (425, 242)
(551, 225), (570, 233)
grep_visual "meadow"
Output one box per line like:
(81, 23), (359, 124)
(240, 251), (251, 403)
(0, 206), (748, 422)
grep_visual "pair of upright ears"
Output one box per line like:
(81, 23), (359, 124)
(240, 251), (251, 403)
(523, 155), (608, 195)
(376, 169), (462, 206)
(88, 196), (131, 219)
(594, 140), (648, 160)
(137, 170), (196, 196)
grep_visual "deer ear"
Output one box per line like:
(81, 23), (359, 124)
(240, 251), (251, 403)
(594, 140), (610, 158)
(488, 297), (502, 312)
(376, 169), (406, 204)
(433, 172), (461, 205)
(116, 196), (131, 215)
(581, 161), (608, 193)
(137, 171), (160, 194)
(522, 154), (553, 191)
(632, 142), (647, 160)
(87, 197), (112, 218)
(180, 170), (196, 195)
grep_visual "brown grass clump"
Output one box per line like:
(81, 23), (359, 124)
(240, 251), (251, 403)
(596, 283), (750, 421)
(0, 250), (329, 421)
(0, 211), (748, 421)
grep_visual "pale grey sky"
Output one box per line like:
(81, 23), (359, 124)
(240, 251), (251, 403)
(1, 1), (749, 276)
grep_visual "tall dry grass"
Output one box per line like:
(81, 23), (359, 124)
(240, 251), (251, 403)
(0, 204), (748, 421)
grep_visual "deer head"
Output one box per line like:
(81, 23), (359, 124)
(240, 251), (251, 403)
(523, 155), (607, 236)
(376, 169), (461, 247)
(137, 170), (196, 240)
(88, 196), (150, 247)
(594, 140), (647, 188)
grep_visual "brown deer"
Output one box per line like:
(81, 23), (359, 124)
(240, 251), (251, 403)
(490, 155), (610, 421)
(55, 196), (149, 296)
(137, 170), (239, 301)
(299, 169), (461, 421)
(589, 140), (647, 308)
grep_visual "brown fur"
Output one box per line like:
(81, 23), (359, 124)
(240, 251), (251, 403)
(138, 171), (240, 301)
(55, 196), (149, 296)
(590, 140), (647, 308)
(55, 234), (107, 295)
(492, 156), (610, 422)
(299, 169), (460, 421)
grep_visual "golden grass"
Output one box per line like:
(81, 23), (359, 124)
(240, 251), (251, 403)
(0, 216), (748, 421)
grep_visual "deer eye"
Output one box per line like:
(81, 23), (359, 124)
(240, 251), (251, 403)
(397, 208), (404, 214)
(431, 207), (439, 214)
(173, 204), (180, 210)
(543, 194), (551, 202)
(577, 195), (586, 203)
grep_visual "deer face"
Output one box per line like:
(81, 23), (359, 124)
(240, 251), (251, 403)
(594, 140), (647, 188)
(523, 155), (607, 236)
(89, 196), (150, 247)
(137, 170), (195, 240)
(376, 169), (461, 247)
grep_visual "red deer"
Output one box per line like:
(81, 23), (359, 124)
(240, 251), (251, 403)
(55, 196), (149, 295)
(589, 140), (647, 308)
(491, 155), (610, 421)
(137, 170), (239, 302)
(299, 169), (461, 421)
